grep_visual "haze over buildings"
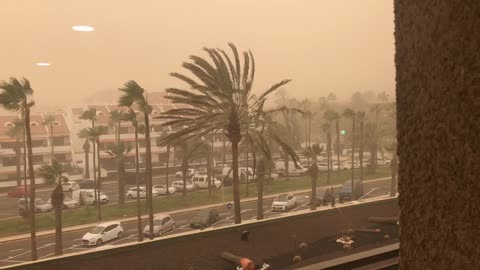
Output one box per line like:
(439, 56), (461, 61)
(0, 0), (394, 107)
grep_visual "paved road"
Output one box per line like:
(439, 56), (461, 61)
(0, 178), (392, 268)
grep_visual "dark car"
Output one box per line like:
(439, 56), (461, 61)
(189, 209), (220, 229)
(78, 180), (95, 189)
(8, 186), (30, 198)
(316, 187), (334, 206)
(339, 179), (364, 201)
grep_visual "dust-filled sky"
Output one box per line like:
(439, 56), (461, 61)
(0, 0), (394, 107)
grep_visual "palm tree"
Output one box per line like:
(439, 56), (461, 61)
(80, 108), (96, 178)
(38, 160), (65, 256)
(324, 110), (340, 173)
(106, 142), (131, 206)
(157, 44), (297, 224)
(80, 108), (97, 128)
(7, 119), (24, 186)
(78, 129), (91, 179)
(118, 80), (154, 238)
(303, 144), (322, 210)
(85, 127), (103, 220)
(255, 157), (275, 220)
(343, 108), (356, 200)
(0, 77), (37, 260)
(321, 122), (331, 184)
(357, 112), (366, 182)
(42, 115), (56, 164)
(123, 109), (143, 241)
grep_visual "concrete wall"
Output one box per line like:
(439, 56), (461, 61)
(5, 198), (398, 270)
(395, 0), (480, 268)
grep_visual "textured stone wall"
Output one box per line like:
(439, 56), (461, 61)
(395, 0), (480, 269)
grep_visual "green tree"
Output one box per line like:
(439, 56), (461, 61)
(303, 144), (323, 210)
(38, 160), (65, 256)
(118, 80), (154, 238)
(343, 108), (357, 200)
(42, 115), (56, 164)
(157, 43), (296, 224)
(0, 77), (38, 260)
(106, 142), (131, 206)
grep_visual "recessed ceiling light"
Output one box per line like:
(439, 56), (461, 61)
(35, 62), (51, 66)
(72, 25), (94, 32)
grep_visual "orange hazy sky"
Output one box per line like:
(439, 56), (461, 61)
(0, 0), (394, 107)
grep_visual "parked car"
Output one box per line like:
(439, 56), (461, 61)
(343, 161), (360, 170)
(189, 209), (220, 229)
(171, 180), (195, 192)
(143, 214), (176, 237)
(152, 185), (176, 195)
(61, 181), (80, 192)
(339, 179), (364, 201)
(78, 180), (95, 189)
(47, 196), (80, 209)
(274, 161), (307, 177)
(126, 186), (158, 199)
(72, 189), (109, 205)
(271, 194), (297, 211)
(316, 188), (334, 206)
(316, 162), (329, 171)
(18, 198), (53, 216)
(377, 158), (391, 166)
(82, 221), (124, 246)
(222, 167), (278, 182)
(175, 168), (196, 178)
(332, 162), (346, 171)
(8, 185), (30, 198)
(192, 175), (222, 189)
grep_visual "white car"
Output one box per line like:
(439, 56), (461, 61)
(126, 187), (158, 199)
(192, 175), (222, 189)
(175, 168), (196, 178)
(47, 197), (79, 209)
(143, 214), (176, 237)
(316, 163), (329, 171)
(343, 161), (360, 170)
(171, 180), (195, 192)
(332, 162), (346, 171)
(377, 159), (391, 166)
(153, 185), (176, 195)
(61, 181), (80, 192)
(82, 221), (124, 246)
(271, 194), (297, 211)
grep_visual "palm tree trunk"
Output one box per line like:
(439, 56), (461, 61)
(53, 184), (62, 255)
(96, 138), (102, 220)
(326, 130), (331, 185)
(25, 106), (37, 261)
(134, 123), (143, 242)
(336, 119), (341, 176)
(117, 121), (125, 206)
(245, 144), (249, 197)
(84, 140), (90, 179)
(15, 139), (21, 186)
(359, 120), (364, 182)
(166, 144), (170, 195)
(23, 118), (28, 212)
(390, 156), (398, 197)
(284, 151), (290, 180)
(310, 163), (318, 211)
(231, 138), (241, 224)
(143, 111), (154, 239)
(351, 118), (356, 200)
(50, 125), (54, 164)
(92, 137), (98, 211)
(255, 153), (264, 220)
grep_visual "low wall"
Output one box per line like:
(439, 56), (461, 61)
(5, 198), (399, 270)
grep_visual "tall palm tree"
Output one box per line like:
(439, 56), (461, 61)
(106, 142), (131, 206)
(38, 160), (65, 256)
(157, 44), (297, 224)
(123, 109), (143, 241)
(357, 112), (366, 182)
(343, 108), (356, 200)
(118, 80), (154, 238)
(324, 110), (339, 172)
(42, 115), (56, 164)
(303, 144), (322, 210)
(80, 108), (97, 128)
(0, 77), (37, 260)
(86, 127), (103, 220)
(7, 119), (24, 186)
(321, 122), (331, 184)
(78, 129), (91, 179)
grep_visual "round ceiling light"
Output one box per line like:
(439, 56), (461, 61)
(72, 25), (95, 32)
(35, 62), (51, 66)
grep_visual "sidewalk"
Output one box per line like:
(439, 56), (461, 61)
(0, 177), (391, 243)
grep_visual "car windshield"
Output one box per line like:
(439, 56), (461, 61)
(89, 226), (105, 234)
(274, 195), (288, 202)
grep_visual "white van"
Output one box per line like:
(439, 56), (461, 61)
(72, 189), (109, 205)
(192, 175), (221, 189)
(222, 167), (255, 182)
(274, 161), (307, 176)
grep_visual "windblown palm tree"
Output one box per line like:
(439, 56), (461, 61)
(321, 122), (331, 184)
(343, 108), (357, 200)
(42, 115), (56, 164)
(38, 160), (65, 256)
(157, 43), (297, 224)
(118, 80), (155, 238)
(357, 112), (366, 182)
(303, 144), (323, 210)
(123, 109), (143, 241)
(106, 142), (131, 206)
(80, 108), (97, 128)
(324, 110), (340, 173)
(78, 129), (91, 179)
(0, 77), (37, 260)
(7, 119), (24, 186)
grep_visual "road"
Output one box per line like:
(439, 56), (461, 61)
(0, 178), (392, 268)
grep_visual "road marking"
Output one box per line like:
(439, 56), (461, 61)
(39, 253), (54, 259)
(1, 259), (27, 263)
(9, 249), (23, 252)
